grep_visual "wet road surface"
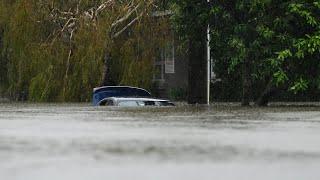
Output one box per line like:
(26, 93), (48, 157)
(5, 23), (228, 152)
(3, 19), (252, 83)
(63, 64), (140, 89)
(0, 103), (320, 180)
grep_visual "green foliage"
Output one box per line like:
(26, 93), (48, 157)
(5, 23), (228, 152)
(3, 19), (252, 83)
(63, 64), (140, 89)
(171, 0), (320, 102)
(274, 1), (320, 93)
(0, 0), (165, 102)
(290, 77), (309, 94)
(170, 0), (209, 40)
(273, 70), (288, 86)
(169, 87), (187, 101)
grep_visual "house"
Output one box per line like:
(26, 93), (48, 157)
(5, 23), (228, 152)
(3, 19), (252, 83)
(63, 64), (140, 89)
(152, 36), (189, 99)
(149, 9), (219, 101)
(151, 11), (189, 99)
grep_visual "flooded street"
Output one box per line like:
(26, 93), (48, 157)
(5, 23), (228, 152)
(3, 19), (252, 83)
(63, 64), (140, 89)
(0, 103), (320, 180)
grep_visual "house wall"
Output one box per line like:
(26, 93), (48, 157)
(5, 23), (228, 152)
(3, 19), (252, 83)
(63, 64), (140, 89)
(150, 12), (188, 100)
(152, 40), (188, 99)
(163, 51), (188, 98)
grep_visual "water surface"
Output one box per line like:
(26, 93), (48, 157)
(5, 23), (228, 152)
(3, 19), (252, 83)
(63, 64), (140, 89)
(0, 103), (320, 180)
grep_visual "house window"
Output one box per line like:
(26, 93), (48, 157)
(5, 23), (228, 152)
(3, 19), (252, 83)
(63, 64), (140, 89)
(165, 40), (175, 74)
(153, 40), (175, 81)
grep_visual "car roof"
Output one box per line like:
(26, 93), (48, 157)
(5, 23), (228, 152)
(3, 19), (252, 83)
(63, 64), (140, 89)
(93, 86), (151, 94)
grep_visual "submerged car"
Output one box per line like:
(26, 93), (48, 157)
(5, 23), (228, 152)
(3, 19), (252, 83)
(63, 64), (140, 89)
(99, 97), (175, 107)
(93, 86), (174, 106)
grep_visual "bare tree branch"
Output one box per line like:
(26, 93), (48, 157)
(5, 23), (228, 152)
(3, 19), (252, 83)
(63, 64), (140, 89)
(112, 12), (143, 39)
(111, 2), (142, 28)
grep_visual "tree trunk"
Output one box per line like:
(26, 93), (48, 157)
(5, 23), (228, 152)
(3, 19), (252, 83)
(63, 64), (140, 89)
(101, 52), (116, 86)
(241, 59), (251, 106)
(187, 26), (208, 104)
(255, 79), (276, 106)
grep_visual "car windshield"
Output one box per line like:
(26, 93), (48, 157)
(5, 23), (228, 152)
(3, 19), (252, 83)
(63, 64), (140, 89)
(144, 101), (156, 106)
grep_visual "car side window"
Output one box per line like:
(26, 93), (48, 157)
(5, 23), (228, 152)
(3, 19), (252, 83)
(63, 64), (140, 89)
(106, 100), (114, 106)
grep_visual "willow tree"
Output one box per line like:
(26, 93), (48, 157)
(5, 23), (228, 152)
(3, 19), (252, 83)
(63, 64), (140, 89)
(0, 0), (14, 95)
(2, 0), (167, 101)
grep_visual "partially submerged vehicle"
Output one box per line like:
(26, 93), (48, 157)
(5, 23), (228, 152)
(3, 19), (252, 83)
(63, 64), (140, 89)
(93, 86), (174, 107)
(99, 97), (175, 107)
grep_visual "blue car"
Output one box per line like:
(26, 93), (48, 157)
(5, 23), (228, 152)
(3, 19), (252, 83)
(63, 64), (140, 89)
(92, 86), (152, 106)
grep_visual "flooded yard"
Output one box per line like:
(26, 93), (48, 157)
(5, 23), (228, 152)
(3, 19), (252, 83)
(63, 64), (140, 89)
(0, 103), (320, 180)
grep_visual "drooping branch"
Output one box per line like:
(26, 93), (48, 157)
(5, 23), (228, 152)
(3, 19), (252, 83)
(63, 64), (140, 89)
(110, 0), (155, 39)
(112, 11), (144, 39)
(111, 2), (141, 28)
(48, 0), (155, 44)
(45, 0), (156, 87)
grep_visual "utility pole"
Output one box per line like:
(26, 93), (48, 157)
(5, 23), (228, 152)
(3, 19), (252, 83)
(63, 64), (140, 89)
(207, 0), (211, 106)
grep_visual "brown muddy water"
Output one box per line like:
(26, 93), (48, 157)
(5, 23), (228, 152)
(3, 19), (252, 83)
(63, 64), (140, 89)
(0, 103), (320, 180)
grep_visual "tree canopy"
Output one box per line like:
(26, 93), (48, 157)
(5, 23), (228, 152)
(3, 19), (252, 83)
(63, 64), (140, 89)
(0, 0), (169, 101)
(171, 0), (320, 105)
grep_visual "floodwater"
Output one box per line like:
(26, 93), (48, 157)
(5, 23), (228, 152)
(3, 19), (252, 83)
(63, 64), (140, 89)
(0, 103), (320, 180)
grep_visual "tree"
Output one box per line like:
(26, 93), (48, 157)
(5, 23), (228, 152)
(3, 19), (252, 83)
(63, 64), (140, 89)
(0, 0), (14, 95)
(207, 0), (284, 106)
(1, 0), (165, 101)
(171, 0), (320, 106)
(171, 0), (210, 104)
(266, 1), (320, 105)
(243, 1), (320, 105)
